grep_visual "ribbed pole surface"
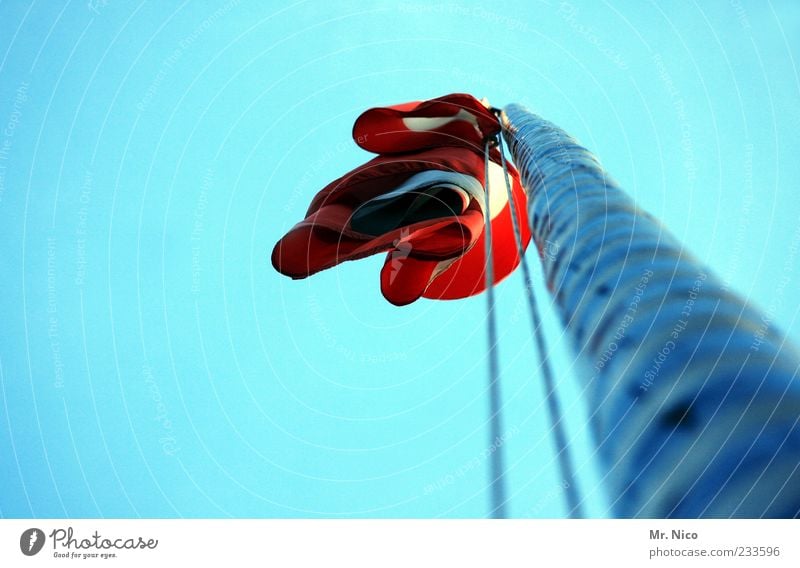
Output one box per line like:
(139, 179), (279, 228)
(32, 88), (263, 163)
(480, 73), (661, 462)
(501, 104), (800, 518)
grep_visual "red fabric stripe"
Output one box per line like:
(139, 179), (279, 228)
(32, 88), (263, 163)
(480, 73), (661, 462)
(353, 93), (500, 155)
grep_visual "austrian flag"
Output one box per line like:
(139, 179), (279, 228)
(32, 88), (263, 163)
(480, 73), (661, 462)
(271, 93), (530, 306)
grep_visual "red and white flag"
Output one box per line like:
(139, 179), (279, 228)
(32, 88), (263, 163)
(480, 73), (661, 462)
(272, 93), (530, 306)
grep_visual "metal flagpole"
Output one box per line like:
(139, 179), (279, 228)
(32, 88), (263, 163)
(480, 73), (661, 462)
(500, 104), (800, 518)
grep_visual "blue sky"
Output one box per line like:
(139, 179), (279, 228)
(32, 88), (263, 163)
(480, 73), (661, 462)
(0, 0), (798, 518)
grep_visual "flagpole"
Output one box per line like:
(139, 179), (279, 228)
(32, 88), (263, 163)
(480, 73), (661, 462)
(500, 104), (800, 517)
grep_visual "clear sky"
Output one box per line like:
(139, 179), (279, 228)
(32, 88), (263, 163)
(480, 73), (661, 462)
(0, 0), (798, 518)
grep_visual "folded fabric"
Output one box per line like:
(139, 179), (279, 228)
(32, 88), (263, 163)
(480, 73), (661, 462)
(353, 92), (501, 155)
(272, 94), (530, 305)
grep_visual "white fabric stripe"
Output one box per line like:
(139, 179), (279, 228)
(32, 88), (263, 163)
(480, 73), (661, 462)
(401, 108), (481, 133)
(366, 167), (509, 221)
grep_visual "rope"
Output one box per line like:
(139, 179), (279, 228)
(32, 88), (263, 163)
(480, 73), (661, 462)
(496, 132), (585, 519)
(482, 137), (509, 519)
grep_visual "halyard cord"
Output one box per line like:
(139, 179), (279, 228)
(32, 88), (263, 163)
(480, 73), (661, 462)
(482, 138), (509, 519)
(496, 131), (585, 519)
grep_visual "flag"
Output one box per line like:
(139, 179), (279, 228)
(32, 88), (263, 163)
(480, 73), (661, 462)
(272, 93), (530, 306)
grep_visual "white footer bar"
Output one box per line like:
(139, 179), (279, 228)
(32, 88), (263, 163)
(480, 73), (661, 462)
(1, 519), (797, 567)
